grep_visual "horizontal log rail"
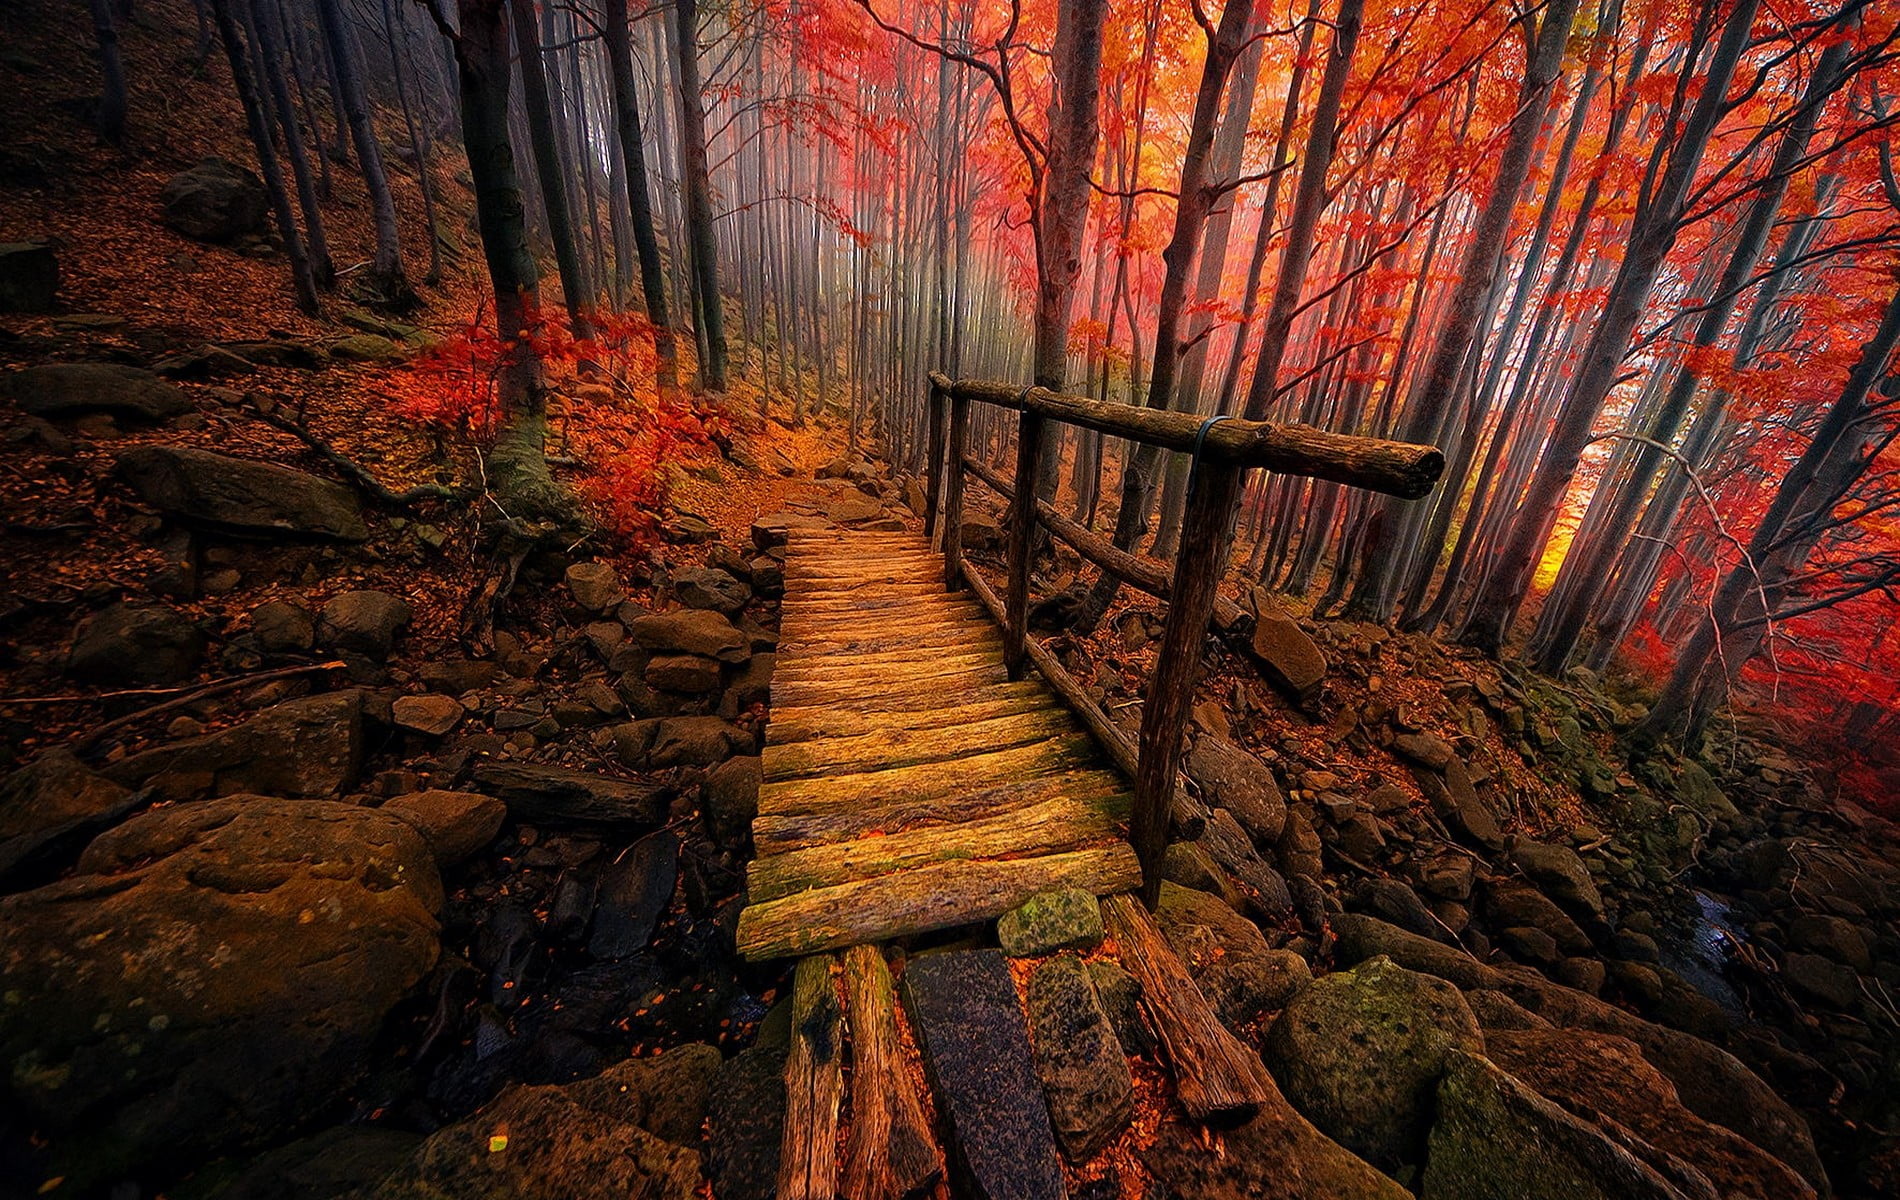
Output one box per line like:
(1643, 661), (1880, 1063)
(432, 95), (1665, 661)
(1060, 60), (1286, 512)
(926, 370), (1444, 499)
(922, 372), (1445, 906)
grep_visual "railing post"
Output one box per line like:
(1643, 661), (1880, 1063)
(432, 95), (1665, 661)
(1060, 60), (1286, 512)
(1133, 458), (1245, 907)
(1003, 404), (1045, 681)
(942, 388), (970, 591)
(925, 380), (947, 541)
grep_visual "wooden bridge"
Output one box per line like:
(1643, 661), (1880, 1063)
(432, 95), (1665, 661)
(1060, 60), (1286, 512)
(728, 375), (1441, 1199)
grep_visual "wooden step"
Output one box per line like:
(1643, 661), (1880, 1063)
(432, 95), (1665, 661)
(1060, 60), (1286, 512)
(757, 733), (1102, 816)
(751, 770), (1129, 852)
(766, 690), (1055, 745)
(761, 706), (1077, 781)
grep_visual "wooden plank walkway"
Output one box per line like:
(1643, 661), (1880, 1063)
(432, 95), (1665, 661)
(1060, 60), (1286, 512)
(735, 527), (1142, 960)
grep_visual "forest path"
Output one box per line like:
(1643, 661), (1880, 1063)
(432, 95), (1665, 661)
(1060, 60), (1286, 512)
(733, 526), (1143, 959)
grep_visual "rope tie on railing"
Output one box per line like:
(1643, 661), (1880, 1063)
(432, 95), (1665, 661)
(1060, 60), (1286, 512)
(1187, 414), (1233, 494)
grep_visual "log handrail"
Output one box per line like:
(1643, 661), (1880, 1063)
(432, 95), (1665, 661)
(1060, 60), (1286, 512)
(922, 372), (1445, 906)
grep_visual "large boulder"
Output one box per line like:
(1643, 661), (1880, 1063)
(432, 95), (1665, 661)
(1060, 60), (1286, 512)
(1157, 881), (1311, 1028)
(0, 750), (141, 879)
(625, 608), (749, 662)
(1248, 588), (1327, 701)
(159, 158), (268, 242)
(1486, 1029), (1817, 1200)
(116, 445), (368, 541)
(1422, 1050), (1701, 1200)
(104, 690), (365, 802)
(1144, 1078), (1409, 1200)
(1263, 956), (1483, 1169)
(67, 601), (204, 686)
(0, 241), (58, 311)
(5, 363), (189, 422)
(1510, 838), (1608, 926)
(1184, 733), (1289, 843)
(0, 797), (441, 1189)
(1026, 954), (1133, 1161)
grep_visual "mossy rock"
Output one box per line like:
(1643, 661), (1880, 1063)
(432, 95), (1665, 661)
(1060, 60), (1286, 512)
(997, 886), (1103, 957)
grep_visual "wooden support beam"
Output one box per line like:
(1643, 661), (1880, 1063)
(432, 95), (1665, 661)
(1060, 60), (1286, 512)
(780, 953), (845, 1200)
(929, 370), (1443, 498)
(842, 945), (942, 1200)
(1004, 409), (1044, 680)
(1102, 894), (1273, 1120)
(924, 381), (946, 540)
(942, 390), (969, 587)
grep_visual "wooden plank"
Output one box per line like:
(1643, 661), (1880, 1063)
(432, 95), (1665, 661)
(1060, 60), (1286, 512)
(769, 662), (1009, 709)
(842, 943), (941, 1200)
(766, 690), (1058, 746)
(763, 706), (1074, 780)
(757, 733), (1101, 815)
(1101, 894), (1273, 1119)
(736, 845), (1143, 960)
(776, 627), (1002, 658)
(752, 771), (1129, 853)
(774, 647), (1003, 684)
(766, 678), (1047, 720)
(748, 791), (1127, 902)
(779, 953), (845, 1200)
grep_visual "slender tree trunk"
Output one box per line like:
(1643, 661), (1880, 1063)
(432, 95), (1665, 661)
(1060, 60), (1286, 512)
(315, 0), (410, 304)
(670, 0), (728, 391)
(507, 0), (592, 336)
(88, 0), (128, 143)
(245, 0), (334, 287)
(603, 0), (680, 392)
(381, 0), (443, 286)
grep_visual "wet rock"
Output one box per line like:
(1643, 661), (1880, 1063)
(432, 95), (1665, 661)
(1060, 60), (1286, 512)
(6, 362), (190, 422)
(565, 562), (626, 612)
(1263, 956), (1483, 1169)
(674, 566), (750, 614)
(116, 445), (368, 541)
(1248, 588), (1327, 701)
(1511, 838), (1607, 925)
(251, 599), (315, 653)
(626, 608), (749, 662)
(1026, 954), (1133, 1161)
(67, 600), (204, 686)
(472, 763), (669, 830)
(392, 693), (463, 736)
(587, 831), (678, 959)
(1410, 758), (1503, 852)
(383, 789), (506, 866)
(1488, 1029), (1817, 1200)
(903, 948), (1065, 1200)
(106, 690), (365, 801)
(0, 797), (441, 1190)
(317, 590), (412, 660)
(364, 1075), (699, 1200)
(1157, 881), (1311, 1027)
(1184, 733), (1288, 842)
(998, 886), (1104, 957)
(160, 158), (268, 241)
(700, 755), (761, 849)
(1423, 1050), (1699, 1200)
(0, 241), (58, 311)
(0, 750), (141, 879)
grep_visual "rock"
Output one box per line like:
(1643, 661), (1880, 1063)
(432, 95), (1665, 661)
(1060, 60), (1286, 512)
(0, 241), (58, 311)
(700, 756), (761, 849)
(67, 601), (204, 686)
(392, 693), (463, 735)
(1391, 732), (1455, 770)
(0, 750), (141, 879)
(182, 1126), (423, 1200)
(160, 158), (268, 242)
(1500, 925), (1561, 965)
(318, 590), (412, 660)
(1263, 956), (1483, 1169)
(1184, 734), (1288, 842)
(1675, 759), (1739, 821)
(568, 1043), (722, 1147)
(1487, 1029), (1818, 1200)
(1422, 1050), (1700, 1200)
(751, 511), (831, 550)
(383, 789), (506, 866)
(1157, 881), (1310, 1027)
(105, 690), (365, 801)
(6, 362), (190, 422)
(472, 762), (668, 829)
(1464, 989), (1552, 1031)
(1511, 838), (1608, 925)
(116, 445), (369, 541)
(827, 494), (884, 523)
(1331, 912), (1503, 991)
(1484, 880), (1592, 955)
(1086, 960), (1156, 1056)
(587, 831), (677, 959)
(251, 599), (315, 653)
(565, 562), (627, 612)
(646, 653), (722, 694)
(626, 608), (749, 662)
(155, 343), (258, 379)
(1781, 951), (1860, 1009)
(224, 338), (329, 370)
(960, 511), (1005, 549)
(328, 333), (404, 363)
(707, 1010), (789, 1200)
(1197, 807), (1294, 920)
(674, 566), (750, 614)
(1419, 854), (1474, 901)
(1786, 913), (1872, 971)
(645, 715), (751, 767)
(720, 652), (776, 718)
(1248, 588), (1327, 700)
(903, 949), (1065, 1200)
(998, 886), (1104, 957)
(1026, 954), (1133, 1161)
(1143, 1083), (1409, 1200)
(363, 1077), (699, 1200)
(1411, 759), (1504, 852)
(420, 659), (499, 694)
(0, 797), (441, 1189)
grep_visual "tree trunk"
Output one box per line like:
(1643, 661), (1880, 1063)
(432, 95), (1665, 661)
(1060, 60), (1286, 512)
(88, 0), (128, 143)
(603, 0), (680, 392)
(315, 0), (410, 305)
(247, 0), (334, 287)
(670, 0), (728, 391)
(508, 0), (593, 336)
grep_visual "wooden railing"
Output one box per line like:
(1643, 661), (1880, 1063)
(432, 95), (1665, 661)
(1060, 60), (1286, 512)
(922, 371), (1445, 906)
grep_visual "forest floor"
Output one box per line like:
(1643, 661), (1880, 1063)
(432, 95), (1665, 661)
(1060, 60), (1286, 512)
(3, 2), (1899, 1199)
